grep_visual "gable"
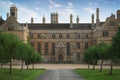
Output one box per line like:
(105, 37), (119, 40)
(0, 16), (23, 30)
(99, 15), (120, 30)
(56, 41), (65, 47)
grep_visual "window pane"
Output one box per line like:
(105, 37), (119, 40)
(52, 43), (55, 55)
(45, 42), (48, 54)
(67, 42), (70, 55)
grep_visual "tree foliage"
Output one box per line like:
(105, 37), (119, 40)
(97, 42), (110, 72)
(108, 27), (120, 75)
(83, 45), (99, 70)
(0, 31), (42, 73)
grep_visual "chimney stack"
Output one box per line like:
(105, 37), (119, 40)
(31, 17), (34, 24)
(92, 14), (94, 29)
(7, 12), (9, 19)
(96, 8), (100, 26)
(76, 15), (79, 24)
(42, 15), (46, 24)
(70, 14), (73, 28)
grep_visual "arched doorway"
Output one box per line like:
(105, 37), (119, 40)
(58, 55), (63, 63)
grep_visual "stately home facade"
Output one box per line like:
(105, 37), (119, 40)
(0, 5), (120, 63)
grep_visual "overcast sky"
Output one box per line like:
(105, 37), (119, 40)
(0, 0), (120, 23)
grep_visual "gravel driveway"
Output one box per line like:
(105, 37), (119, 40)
(36, 69), (84, 80)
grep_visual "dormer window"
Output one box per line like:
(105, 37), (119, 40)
(8, 27), (14, 31)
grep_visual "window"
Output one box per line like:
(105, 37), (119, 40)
(85, 43), (88, 49)
(52, 34), (55, 38)
(59, 34), (62, 39)
(77, 34), (80, 39)
(103, 31), (108, 37)
(66, 34), (70, 38)
(52, 43), (55, 55)
(45, 42), (48, 54)
(37, 43), (41, 54)
(8, 27), (14, 31)
(85, 34), (88, 39)
(77, 42), (80, 49)
(77, 53), (80, 61)
(67, 42), (70, 55)
(30, 42), (34, 48)
(38, 34), (41, 38)
(30, 34), (33, 39)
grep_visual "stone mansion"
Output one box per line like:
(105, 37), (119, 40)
(0, 5), (120, 63)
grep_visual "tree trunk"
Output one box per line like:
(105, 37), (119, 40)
(1, 63), (3, 68)
(88, 64), (90, 69)
(21, 60), (24, 71)
(32, 63), (34, 69)
(9, 59), (12, 74)
(100, 60), (104, 72)
(27, 65), (29, 70)
(110, 60), (113, 75)
(93, 61), (95, 70)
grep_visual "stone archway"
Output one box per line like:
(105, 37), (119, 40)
(58, 55), (64, 63)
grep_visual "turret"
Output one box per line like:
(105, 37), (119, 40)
(51, 12), (58, 24)
(10, 4), (17, 20)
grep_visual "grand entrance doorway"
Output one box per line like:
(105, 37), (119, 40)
(58, 55), (63, 63)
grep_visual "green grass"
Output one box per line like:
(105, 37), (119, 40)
(0, 68), (45, 80)
(75, 69), (120, 80)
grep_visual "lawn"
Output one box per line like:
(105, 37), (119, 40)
(0, 68), (45, 80)
(75, 69), (120, 80)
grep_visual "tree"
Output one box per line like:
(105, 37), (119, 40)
(0, 31), (42, 73)
(25, 45), (34, 70)
(0, 31), (12, 69)
(0, 31), (6, 68)
(3, 33), (20, 74)
(15, 42), (28, 71)
(108, 46), (116, 75)
(97, 42), (109, 72)
(0, 43), (4, 68)
(83, 49), (92, 69)
(83, 45), (99, 70)
(90, 46), (99, 70)
(112, 27), (120, 60)
(108, 27), (120, 75)
(31, 52), (41, 69)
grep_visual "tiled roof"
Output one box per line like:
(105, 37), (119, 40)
(0, 16), (23, 30)
(21, 23), (92, 30)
